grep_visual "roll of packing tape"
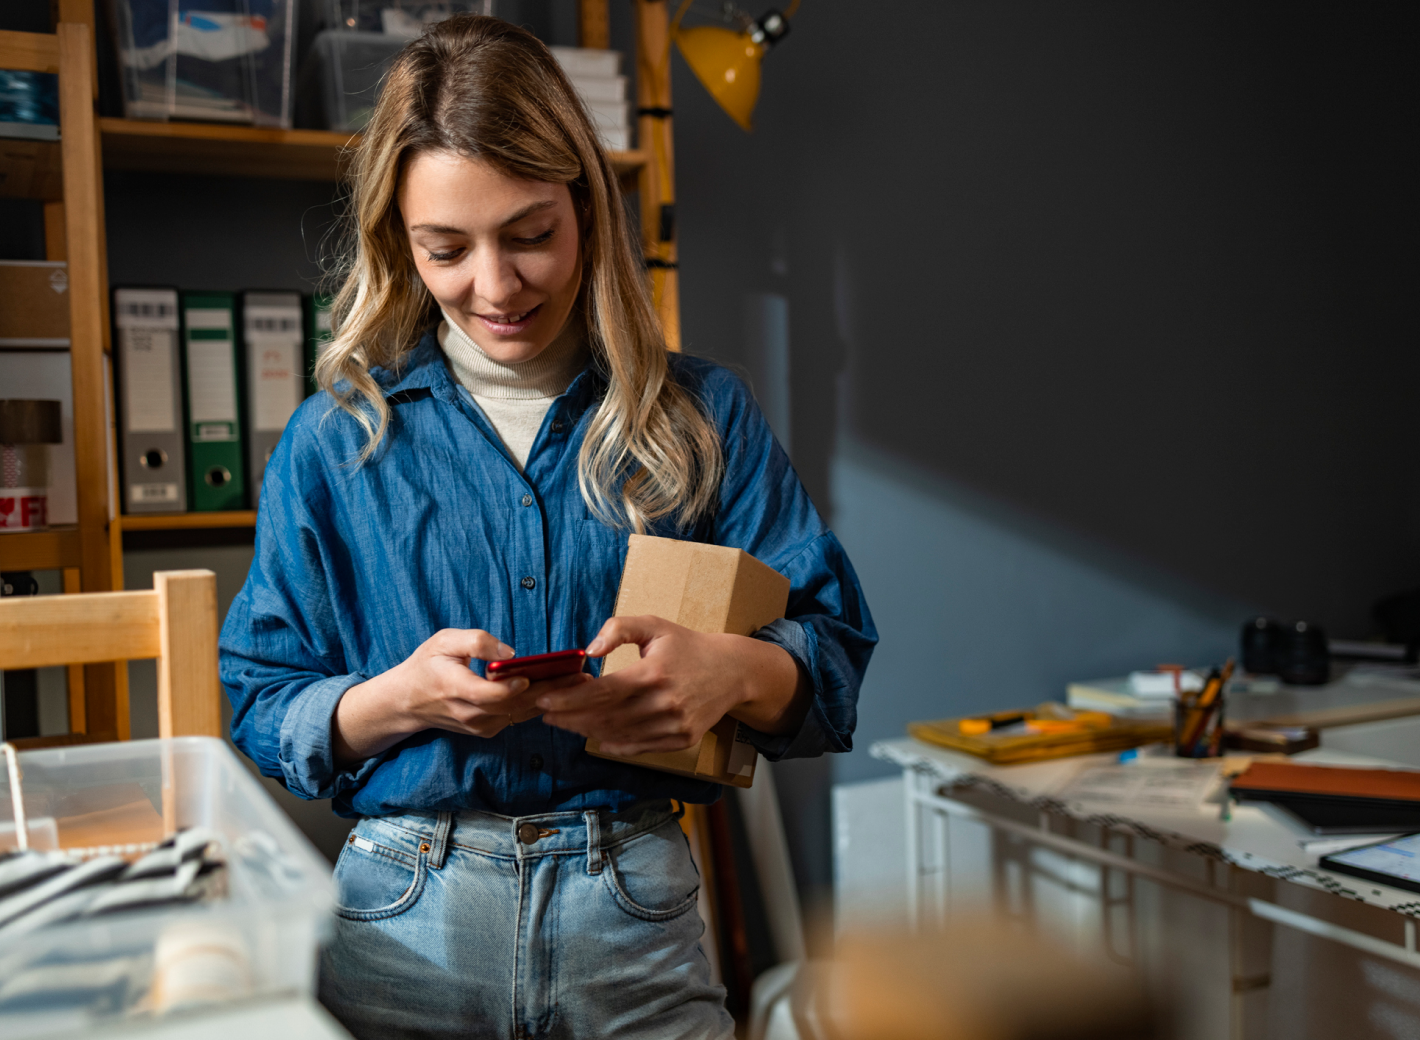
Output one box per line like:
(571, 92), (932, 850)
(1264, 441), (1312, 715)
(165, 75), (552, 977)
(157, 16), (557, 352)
(150, 921), (251, 1013)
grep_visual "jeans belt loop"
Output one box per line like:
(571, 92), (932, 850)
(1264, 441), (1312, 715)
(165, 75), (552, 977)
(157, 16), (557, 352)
(583, 810), (603, 876)
(429, 811), (453, 870)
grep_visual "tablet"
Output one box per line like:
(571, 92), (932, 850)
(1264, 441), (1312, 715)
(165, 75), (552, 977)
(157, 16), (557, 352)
(1320, 833), (1420, 894)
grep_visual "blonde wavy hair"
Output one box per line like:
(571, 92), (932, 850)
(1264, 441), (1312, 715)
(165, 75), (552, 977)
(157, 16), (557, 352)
(316, 14), (722, 532)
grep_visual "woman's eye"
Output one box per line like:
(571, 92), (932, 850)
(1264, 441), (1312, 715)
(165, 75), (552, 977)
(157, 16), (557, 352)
(425, 248), (463, 262)
(515, 229), (555, 247)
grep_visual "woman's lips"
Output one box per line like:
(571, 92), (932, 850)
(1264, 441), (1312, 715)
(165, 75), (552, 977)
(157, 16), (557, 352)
(476, 303), (542, 336)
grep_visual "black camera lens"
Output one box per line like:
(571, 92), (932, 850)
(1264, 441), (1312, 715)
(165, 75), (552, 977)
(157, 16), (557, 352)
(1277, 620), (1330, 686)
(1241, 616), (1282, 675)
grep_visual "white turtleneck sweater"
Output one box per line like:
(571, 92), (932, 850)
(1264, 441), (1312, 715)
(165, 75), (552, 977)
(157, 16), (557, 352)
(438, 314), (587, 471)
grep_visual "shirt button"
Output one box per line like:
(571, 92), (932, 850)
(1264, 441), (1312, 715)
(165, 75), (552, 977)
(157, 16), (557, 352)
(530, 753), (544, 770)
(551, 420), (565, 433)
(521, 493), (533, 507)
(521, 576), (536, 590)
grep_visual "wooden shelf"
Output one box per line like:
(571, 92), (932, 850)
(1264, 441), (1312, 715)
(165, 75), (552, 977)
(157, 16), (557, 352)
(100, 118), (358, 181)
(0, 525), (81, 570)
(99, 118), (649, 185)
(121, 510), (257, 531)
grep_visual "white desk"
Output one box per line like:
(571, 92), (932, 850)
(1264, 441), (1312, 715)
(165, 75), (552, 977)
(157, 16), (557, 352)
(871, 737), (1420, 1040)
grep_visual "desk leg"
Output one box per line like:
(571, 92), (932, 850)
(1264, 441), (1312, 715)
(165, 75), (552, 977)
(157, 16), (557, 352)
(904, 767), (921, 931)
(1101, 830), (1136, 967)
(1229, 869), (1274, 1040)
(931, 796), (951, 930)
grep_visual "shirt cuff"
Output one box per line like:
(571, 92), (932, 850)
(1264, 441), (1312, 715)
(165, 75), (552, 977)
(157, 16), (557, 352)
(743, 619), (847, 761)
(277, 673), (384, 800)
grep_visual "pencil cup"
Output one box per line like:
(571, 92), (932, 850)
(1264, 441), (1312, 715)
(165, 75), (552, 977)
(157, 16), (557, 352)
(1174, 694), (1225, 758)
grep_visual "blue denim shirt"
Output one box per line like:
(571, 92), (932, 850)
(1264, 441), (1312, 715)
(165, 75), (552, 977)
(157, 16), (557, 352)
(219, 332), (876, 818)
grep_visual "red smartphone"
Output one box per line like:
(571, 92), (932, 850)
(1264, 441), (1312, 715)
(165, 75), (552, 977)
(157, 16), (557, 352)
(486, 648), (587, 682)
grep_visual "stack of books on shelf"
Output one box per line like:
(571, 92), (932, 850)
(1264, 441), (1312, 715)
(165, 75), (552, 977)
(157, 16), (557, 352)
(551, 47), (632, 152)
(114, 288), (333, 516)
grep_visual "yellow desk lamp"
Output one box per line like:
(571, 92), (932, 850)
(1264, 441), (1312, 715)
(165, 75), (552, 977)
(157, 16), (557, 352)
(672, 0), (800, 131)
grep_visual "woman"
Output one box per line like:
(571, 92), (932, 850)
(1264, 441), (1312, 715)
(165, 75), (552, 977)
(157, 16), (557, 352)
(220, 15), (875, 1040)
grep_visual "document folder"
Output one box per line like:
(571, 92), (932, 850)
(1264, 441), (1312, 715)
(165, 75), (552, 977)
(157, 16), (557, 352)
(181, 292), (245, 511)
(242, 291), (304, 502)
(304, 293), (334, 397)
(114, 287), (186, 513)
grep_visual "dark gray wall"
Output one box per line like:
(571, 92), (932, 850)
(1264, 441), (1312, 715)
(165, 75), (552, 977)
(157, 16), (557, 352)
(668, 1), (1419, 903)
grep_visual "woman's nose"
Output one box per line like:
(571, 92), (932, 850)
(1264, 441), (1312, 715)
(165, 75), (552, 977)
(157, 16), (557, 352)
(470, 248), (522, 309)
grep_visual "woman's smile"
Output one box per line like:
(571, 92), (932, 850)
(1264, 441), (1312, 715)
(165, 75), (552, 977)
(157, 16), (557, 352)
(474, 302), (543, 336)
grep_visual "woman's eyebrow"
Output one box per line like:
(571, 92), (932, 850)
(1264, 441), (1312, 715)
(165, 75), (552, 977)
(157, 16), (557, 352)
(499, 199), (557, 228)
(408, 200), (556, 237)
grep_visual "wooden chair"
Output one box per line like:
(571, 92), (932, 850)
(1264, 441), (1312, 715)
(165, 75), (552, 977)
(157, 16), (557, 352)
(0, 569), (222, 743)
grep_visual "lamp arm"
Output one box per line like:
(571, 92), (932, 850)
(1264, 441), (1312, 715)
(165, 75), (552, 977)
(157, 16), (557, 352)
(671, 0), (695, 36)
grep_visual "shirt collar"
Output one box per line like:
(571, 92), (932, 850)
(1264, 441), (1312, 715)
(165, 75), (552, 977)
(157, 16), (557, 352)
(372, 328), (606, 410)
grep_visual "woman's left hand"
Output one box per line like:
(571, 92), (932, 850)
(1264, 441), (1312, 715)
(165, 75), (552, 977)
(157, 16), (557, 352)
(535, 615), (809, 756)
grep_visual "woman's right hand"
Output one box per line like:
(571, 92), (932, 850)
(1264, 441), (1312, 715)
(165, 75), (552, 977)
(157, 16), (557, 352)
(332, 629), (587, 764)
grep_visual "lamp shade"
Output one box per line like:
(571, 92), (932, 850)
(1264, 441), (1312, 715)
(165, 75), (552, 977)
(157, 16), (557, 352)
(675, 25), (764, 131)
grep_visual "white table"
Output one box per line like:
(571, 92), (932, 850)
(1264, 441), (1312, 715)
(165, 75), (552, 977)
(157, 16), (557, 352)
(76, 996), (353, 1039)
(871, 738), (1420, 1040)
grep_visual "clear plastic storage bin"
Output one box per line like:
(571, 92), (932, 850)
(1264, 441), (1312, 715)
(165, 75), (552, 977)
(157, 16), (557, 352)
(325, 0), (491, 38)
(0, 737), (332, 1038)
(295, 29), (406, 132)
(105, 0), (297, 126)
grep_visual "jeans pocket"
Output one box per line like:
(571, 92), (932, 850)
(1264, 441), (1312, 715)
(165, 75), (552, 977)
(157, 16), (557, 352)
(601, 821), (701, 922)
(333, 835), (427, 921)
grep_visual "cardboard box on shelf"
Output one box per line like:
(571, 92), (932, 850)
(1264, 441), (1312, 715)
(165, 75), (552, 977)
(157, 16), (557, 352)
(0, 261), (68, 346)
(586, 534), (791, 788)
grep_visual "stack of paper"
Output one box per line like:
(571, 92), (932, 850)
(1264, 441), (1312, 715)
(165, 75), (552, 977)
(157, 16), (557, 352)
(1067, 670), (1206, 718)
(551, 47), (631, 151)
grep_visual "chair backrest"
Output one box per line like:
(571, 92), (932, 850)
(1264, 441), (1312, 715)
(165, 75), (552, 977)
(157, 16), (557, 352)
(0, 569), (222, 739)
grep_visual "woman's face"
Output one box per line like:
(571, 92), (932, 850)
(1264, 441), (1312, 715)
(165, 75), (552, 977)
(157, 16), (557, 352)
(400, 150), (583, 364)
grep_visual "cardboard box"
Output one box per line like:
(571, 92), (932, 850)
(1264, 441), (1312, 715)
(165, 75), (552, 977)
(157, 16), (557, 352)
(0, 261), (69, 346)
(586, 534), (791, 788)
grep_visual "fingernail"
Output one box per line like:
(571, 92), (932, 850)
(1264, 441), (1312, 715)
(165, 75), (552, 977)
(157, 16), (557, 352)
(510, 678), (529, 692)
(498, 644), (515, 658)
(586, 641), (602, 656)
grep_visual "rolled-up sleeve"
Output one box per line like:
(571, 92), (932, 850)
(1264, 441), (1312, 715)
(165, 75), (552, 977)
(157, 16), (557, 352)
(219, 407), (378, 801)
(703, 365), (878, 761)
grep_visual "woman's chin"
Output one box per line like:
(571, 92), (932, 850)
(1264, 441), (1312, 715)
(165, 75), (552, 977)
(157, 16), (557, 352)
(475, 338), (550, 365)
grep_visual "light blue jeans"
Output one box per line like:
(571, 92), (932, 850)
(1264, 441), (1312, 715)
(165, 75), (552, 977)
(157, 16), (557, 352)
(318, 801), (734, 1040)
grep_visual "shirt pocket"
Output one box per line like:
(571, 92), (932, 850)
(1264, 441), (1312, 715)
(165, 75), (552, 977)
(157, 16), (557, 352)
(570, 519), (628, 656)
(333, 834), (427, 921)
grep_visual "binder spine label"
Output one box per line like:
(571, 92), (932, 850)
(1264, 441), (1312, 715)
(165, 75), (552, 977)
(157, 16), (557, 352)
(131, 482), (180, 504)
(116, 287), (186, 515)
(182, 295), (245, 511)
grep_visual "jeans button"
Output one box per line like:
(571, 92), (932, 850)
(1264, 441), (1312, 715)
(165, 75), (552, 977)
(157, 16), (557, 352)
(518, 822), (540, 845)
(520, 576), (536, 590)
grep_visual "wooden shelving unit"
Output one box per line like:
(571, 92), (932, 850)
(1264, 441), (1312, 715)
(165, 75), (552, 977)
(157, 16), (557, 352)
(2, 1), (680, 747)
(0, 11), (128, 743)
